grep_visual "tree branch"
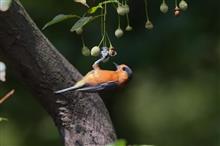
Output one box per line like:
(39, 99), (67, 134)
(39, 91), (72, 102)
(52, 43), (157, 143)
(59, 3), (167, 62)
(0, 0), (116, 145)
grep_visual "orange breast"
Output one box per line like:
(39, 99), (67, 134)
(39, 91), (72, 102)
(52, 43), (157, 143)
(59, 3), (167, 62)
(85, 70), (119, 85)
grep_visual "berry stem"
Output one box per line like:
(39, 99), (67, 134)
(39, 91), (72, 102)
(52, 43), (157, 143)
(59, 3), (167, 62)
(101, 8), (104, 36)
(112, 1), (121, 29)
(126, 14), (130, 26)
(98, 35), (105, 47)
(106, 33), (113, 48)
(122, 0), (125, 5)
(175, 0), (178, 7)
(117, 14), (121, 28)
(126, 0), (130, 25)
(103, 3), (107, 46)
(81, 35), (86, 47)
(144, 0), (149, 21)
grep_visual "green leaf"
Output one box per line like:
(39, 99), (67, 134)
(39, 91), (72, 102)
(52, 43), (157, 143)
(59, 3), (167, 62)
(0, 0), (12, 11)
(88, 0), (119, 14)
(70, 16), (93, 32)
(42, 14), (79, 30)
(88, 5), (102, 14)
(0, 117), (8, 122)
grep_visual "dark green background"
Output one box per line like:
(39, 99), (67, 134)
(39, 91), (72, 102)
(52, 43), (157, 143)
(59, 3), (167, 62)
(0, 0), (219, 146)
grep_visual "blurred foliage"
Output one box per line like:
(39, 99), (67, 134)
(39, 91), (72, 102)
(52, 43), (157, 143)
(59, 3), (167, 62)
(0, 0), (220, 146)
(107, 139), (127, 146)
(107, 139), (154, 146)
(0, 117), (8, 122)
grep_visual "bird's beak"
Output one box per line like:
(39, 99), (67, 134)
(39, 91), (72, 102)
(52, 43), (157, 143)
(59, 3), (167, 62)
(113, 62), (119, 69)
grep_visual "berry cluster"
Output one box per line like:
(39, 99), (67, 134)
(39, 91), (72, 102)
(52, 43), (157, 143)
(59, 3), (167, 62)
(160, 0), (188, 16)
(43, 0), (188, 58)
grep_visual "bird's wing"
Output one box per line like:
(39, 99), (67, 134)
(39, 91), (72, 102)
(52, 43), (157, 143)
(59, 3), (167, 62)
(54, 77), (88, 94)
(54, 85), (83, 94)
(76, 81), (119, 92)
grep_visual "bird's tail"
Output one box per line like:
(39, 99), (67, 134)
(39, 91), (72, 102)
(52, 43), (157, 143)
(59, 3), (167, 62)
(54, 86), (79, 94)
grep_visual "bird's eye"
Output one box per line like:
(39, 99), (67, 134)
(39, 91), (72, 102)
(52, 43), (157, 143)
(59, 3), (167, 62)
(122, 67), (126, 71)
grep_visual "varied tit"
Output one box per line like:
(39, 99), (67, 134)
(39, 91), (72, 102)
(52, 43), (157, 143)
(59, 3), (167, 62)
(54, 63), (132, 93)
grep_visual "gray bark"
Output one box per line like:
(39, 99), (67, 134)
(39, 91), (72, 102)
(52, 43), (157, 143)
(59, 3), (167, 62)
(0, 0), (116, 146)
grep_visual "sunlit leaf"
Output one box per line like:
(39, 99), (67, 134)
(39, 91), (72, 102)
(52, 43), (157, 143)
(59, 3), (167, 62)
(70, 16), (93, 32)
(107, 139), (154, 146)
(88, 0), (119, 14)
(88, 5), (102, 14)
(74, 0), (89, 7)
(42, 14), (79, 30)
(0, 0), (12, 12)
(107, 139), (126, 146)
(0, 117), (8, 122)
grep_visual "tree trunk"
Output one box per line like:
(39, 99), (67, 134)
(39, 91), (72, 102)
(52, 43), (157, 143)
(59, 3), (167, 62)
(0, 0), (116, 146)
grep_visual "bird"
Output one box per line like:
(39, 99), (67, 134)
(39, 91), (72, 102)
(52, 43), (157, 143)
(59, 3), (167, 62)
(54, 63), (132, 93)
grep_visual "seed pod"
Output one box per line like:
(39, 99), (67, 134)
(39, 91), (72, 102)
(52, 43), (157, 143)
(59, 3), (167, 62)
(108, 48), (117, 57)
(145, 20), (154, 30)
(115, 28), (124, 38)
(160, 2), (169, 13)
(81, 46), (90, 56)
(117, 5), (126, 16)
(124, 4), (130, 14)
(125, 25), (133, 31)
(75, 27), (83, 35)
(91, 46), (100, 56)
(174, 6), (181, 16)
(179, 0), (188, 11)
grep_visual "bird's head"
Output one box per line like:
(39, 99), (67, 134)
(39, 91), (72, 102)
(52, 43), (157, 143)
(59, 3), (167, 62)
(114, 63), (133, 82)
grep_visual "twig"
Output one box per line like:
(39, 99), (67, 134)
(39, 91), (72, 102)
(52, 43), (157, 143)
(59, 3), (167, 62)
(0, 89), (15, 104)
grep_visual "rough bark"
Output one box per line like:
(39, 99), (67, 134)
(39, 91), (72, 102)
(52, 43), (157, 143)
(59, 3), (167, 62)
(0, 0), (116, 146)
